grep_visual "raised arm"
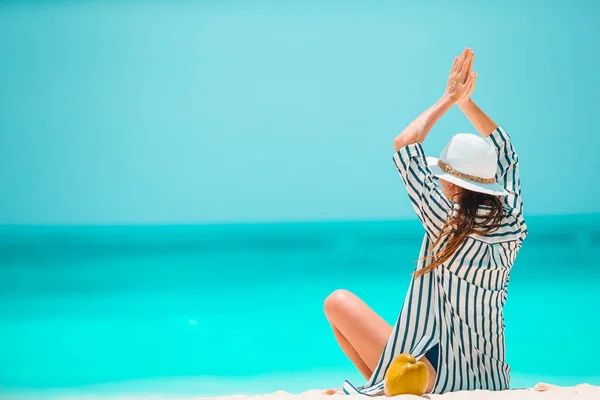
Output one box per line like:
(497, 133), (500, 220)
(457, 96), (523, 214)
(456, 99), (498, 138)
(394, 48), (476, 150)
(393, 49), (476, 240)
(393, 97), (454, 151)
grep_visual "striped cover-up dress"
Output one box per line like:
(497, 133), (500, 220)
(343, 127), (527, 395)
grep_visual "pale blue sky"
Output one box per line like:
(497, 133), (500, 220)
(0, 0), (598, 224)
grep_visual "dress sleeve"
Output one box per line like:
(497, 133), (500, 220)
(487, 127), (523, 215)
(393, 143), (453, 240)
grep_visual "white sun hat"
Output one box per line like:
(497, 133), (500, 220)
(426, 133), (508, 196)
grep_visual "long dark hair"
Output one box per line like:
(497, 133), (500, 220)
(413, 189), (504, 278)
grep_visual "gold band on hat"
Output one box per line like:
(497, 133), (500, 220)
(437, 159), (496, 184)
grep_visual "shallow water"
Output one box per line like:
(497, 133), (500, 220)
(1, 216), (599, 399)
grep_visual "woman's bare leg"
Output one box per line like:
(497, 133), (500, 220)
(324, 289), (437, 393)
(324, 289), (393, 377)
(330, 325), (373, 379)
(420, 352), (437, 392)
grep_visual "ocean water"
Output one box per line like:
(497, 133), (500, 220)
(1, 216), (599, 399)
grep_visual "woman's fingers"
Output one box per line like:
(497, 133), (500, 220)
(459, 49), (472, 76)
(466, 71), (476, 85)
(450, 57), (459, 75)
(466, 75), (476, 96)
(460, 48), (470, 64)
(470, 72), (477, 87)
(456, 50), (467, 73)
(465, 50), (474, 76)
(451, 48), (470, 77)
(464, 72), (477, 93)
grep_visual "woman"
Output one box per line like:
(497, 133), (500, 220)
(324, 48), (527, 395)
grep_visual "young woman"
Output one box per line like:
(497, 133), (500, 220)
(324, 48), (527, 395)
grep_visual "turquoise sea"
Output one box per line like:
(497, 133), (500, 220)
(1, 216), (599, 399)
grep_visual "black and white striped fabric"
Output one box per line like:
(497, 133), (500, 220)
(343, 127), (527, 395)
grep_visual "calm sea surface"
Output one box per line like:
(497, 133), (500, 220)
(1, 216), (599, 399)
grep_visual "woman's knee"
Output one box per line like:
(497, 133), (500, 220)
(324, 289), (356, 318)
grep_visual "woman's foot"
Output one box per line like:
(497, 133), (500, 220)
(323, 388), (342, 395)
(533, 382), (560, 392)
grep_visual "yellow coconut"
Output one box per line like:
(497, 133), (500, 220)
(384, 353), (429, 397)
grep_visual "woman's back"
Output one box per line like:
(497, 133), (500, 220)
(343, 128), (527, 395)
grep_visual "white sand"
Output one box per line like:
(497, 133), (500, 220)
(204, 384), (600, 400)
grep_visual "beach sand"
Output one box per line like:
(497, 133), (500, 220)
(204, 384), (600, 400)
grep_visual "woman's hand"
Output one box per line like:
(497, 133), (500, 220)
(452, 48), (499, 137)
(392, 47), (476, 150)
(456, 62), (476, 105)
(445, 48), (476, 102)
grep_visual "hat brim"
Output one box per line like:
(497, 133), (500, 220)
(426, 157), (509, 196)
